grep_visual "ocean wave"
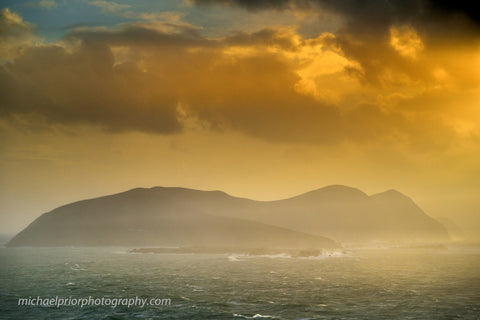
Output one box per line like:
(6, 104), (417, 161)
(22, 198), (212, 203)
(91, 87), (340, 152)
(233, 313), (276, 319)
(70, 263), (85, 271)
(303, 251), (351, 259)
(228, 255), (243, 261)
(228, 250), (350, 261)
(256, 253), (292, 259)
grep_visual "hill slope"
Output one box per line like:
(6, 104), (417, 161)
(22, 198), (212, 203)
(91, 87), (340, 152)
(6, 188), (337, 248)
(7, 185), (449, 246)
(246, 186), (449, 242)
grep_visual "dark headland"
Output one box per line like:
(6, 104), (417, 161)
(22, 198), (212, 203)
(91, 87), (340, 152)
(7, 185), (449, 247)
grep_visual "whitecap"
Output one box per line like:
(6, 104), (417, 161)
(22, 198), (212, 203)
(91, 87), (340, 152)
(256, 253), (291, 259)
(186, 284), (203, 292)
(252, 314), (275, 319)
(228, 255), (242, 262)
(233, 314), (275, 319)
(113, 250), (128, 254)
(303, 250), (351, 259)
(70, 263), (85, 271)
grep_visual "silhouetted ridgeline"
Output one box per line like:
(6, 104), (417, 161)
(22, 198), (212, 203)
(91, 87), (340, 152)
(7, 185), (449, 247)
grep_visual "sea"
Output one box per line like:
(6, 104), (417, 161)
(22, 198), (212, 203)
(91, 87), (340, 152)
(1, 245), (479, 319)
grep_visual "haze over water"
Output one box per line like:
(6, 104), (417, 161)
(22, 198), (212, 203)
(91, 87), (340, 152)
(1, 246), (479, 320)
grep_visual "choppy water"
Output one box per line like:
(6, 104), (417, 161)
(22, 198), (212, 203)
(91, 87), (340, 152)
(1, 246), (479, 319)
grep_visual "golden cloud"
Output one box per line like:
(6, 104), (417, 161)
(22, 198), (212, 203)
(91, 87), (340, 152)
(389, 25), (424, 60)
(0, 9), (478, 150)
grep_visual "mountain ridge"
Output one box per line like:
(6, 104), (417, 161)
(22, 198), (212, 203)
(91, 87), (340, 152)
(7, 185), (450, 247)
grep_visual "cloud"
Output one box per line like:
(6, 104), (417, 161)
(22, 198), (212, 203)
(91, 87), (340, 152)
(87, 1), (200, 33)
(389, 25), (424, 60)
(189, 0), (294, 11)
(0, 8), (34, 59)
(38, 0), (57, 9)
(191, 0), (480, 27)
(88, 1), (131, 15)
(0, 8), (477, 149)
(191, 0), (480, 85)
(0, 41), (182, 134)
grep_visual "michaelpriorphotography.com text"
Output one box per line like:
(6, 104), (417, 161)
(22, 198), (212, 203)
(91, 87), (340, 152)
(17, 296), (171, 308)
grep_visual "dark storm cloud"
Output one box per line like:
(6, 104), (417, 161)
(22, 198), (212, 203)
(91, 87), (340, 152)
(0, 37), (182, 134)
(0, 8), (466, 147)
(192, 0), (480, 85)
(66, 24), (209, 48)
(191, 0), (480, 28)
(223, 28), (299, 51)
(0, 21), (419, 143)
(431, 0), (480, 26)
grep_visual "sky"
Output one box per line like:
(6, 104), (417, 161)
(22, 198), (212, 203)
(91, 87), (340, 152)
(0, 0), (479, 238)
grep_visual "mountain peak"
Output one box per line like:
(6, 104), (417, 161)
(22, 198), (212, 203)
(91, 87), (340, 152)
(119, 186), (231, 198)
(7, 185), (450, 246)
(383, 189), (403, 195)
(320, 185), (367, 194)
(290, 185), (368, 201)
(371, 189), (411, 201)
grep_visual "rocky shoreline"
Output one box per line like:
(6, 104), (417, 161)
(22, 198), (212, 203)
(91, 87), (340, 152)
(129, 246), (344, 257)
